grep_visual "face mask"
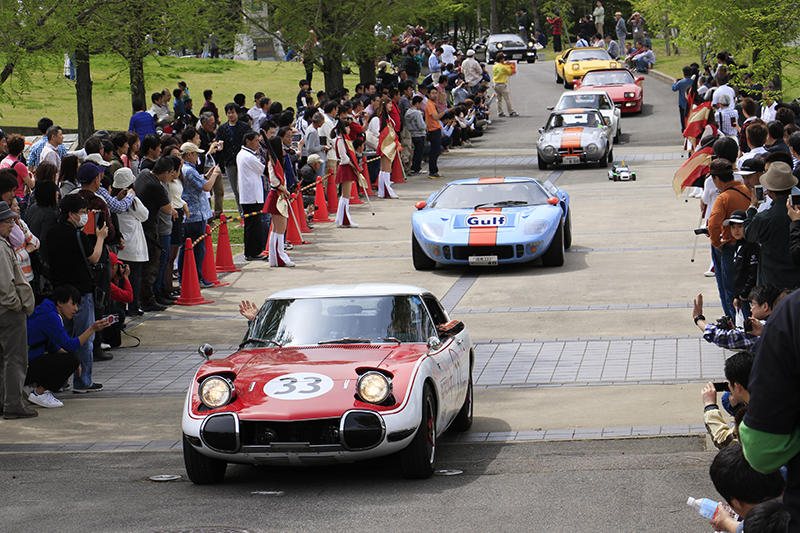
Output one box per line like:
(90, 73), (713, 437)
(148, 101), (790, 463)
(76, 214), (88, 228)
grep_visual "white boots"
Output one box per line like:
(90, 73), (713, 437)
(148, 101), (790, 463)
(268, 232), (295, 267)
(335, 197), (358, 227)
(377, 171), (398, 198)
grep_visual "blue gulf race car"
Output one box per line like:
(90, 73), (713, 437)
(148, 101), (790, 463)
(411, 177), (572, 270)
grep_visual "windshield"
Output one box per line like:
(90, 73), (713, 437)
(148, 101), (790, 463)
(491, 36), (526, 47)
(547, 112), (604, 129)
(557, 93), (612, 110)
(568, 49), (611, 62)
(430, 182), (550, 209)
(242, 296), (436, 348)
(582, 71), (634, 86)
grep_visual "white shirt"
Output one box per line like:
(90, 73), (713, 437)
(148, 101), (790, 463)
(736, 146), (768, 169)
(235, 147), (265, 204)
(761, 102), (778, 123)
(462, 57), (482, 86)
(712, 84), (736, 110)
(248, 106), (266, 133)
(441, 44), (456, 66)
(40, 142), (61, 172)
(319, 114), (337, 161)
(116, 197), (150, 263)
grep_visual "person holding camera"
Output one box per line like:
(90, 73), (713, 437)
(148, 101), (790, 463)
(692, 284), (783, 352)
(46, 194), (108, 393)
(25, 284), (110, 408)
(701, 350), (754, 450)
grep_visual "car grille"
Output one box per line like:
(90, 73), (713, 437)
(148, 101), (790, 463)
(452, 245), (514, 260)
(558, 147), (583, 155)
(239, 418), (341, 446)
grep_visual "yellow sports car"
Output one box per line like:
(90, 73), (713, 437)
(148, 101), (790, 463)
(555, 47), (622, 88)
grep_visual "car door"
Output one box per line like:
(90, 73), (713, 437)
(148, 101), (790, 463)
(422, 295), (468, 423)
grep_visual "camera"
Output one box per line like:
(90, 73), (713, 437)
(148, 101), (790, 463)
(790, 194), (800, 206)
(713, 381), (729, 392)
(714, 315), (735, 330)
(694, 228), (709, 235)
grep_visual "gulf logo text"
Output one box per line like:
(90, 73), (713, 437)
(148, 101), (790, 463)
(466, 214), (507, 227)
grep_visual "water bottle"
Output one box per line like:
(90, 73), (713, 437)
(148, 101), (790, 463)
(687, 497), (721, 519)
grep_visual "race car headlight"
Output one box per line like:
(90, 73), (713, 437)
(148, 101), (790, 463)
(496, 43), (503, 49)
(524, 219), (549, 234)
(199, 376), (234, 408)
(624, 92), (635, 98)
(585, 143), (599, 154)
(419, 222), (445, 241)
(528, 41), (535, 48)
(357, 372), (392, 404)
(572, 64), (580, 70)
(542, 145), (556, 156)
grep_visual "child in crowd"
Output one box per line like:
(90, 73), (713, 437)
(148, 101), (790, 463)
(725, 210), (760, 320)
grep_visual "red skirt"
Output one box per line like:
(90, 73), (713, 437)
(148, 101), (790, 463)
(264, 189), (282, 216)
(335, 163), (358, 184)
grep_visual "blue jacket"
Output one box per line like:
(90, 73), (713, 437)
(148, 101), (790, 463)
(27, 299), (82, 361)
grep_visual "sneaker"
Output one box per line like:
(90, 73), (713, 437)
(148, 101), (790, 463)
(198, 279), (214, 288)
(73, 383), (104, 394)
(141, 301), (167, 313)
(284, 243), (294, 251)
(487, 119), (493, 125)
(429, 173), (445, 179)
(498, 112), (506, 117)
(237, 220), (245, 228)
(510, 112), (519, 117)
(704, 269), (715, 277)
(28, 390), (63, 408)
(93, 347), (113, 361)
(58, 383), (71, 393)
(418, 169), (428, 174)
(100, 343), (111, 350)
(23, 384), (34, 399)
(155, 295), (175, 306)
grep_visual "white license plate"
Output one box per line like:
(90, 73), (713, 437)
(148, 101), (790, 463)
(469, 255), (498, 266)
(563, 156), (581, 165)
(511, 54), (523, 59)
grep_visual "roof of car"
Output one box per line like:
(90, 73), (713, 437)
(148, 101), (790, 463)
(268, 284), (432, 300)
(550, 108), (602, 115)
(488, 33), (524, 40)
(446, 177), (542, 186)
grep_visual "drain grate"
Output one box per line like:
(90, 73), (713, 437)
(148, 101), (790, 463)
(151, 529), (250, 533)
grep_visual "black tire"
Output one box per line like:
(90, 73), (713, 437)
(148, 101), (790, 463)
(563, 209), (572, 250)
(614, 124), (621, 144)
(399, 384), (437, 479)
(450, 373), (473, 432)
(412, 234), (436, 271)
(183, 434), (227, 484)
(564, 79), (573, 89)
(541, 222), (565, 267)
(608, 149), (614, 163)
(556, 69), (563, 83)
(527, 58), (536, 64)
(599, 153), (609, 168)
(537, 156), (548, 170)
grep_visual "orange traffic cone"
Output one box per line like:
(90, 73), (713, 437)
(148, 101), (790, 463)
(349, 181), (363, 204)
(285, 195), (306, 245)
(215, 214), (241, 273)
(294, 192), (313, 233)
(313, 178), (332, 223)
(390, 155), (406, 183)
(361, 162), (377, 196)
(326, 171), (337, 214)
(176, 238), (214, 306)
(201, 224), (228, 287)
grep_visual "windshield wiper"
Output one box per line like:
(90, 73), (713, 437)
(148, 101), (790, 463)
(239, 337), (282, 349)
(493, 200), (529, 206)
(318, 338), (372, 345)
(378, 337), (402, 345)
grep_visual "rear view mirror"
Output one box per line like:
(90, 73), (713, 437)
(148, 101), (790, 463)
(199, 344), (214, 360)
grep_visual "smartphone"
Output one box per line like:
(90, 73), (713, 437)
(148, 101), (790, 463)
(755, 185), (765, 204)
(694, 228), (710, 235)
(790, 194), (800, 206)
(292, 133), (301, 142)
(103, 314), (119, 325)
(729, 117), (737, 127)
(95, 210), (106, 230)
(319, 136), (327, 146)
(713, 381), (729, 392)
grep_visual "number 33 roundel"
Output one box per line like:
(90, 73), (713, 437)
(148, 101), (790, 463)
(263, 373), (335, 400)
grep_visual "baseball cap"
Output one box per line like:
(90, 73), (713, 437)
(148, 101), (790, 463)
(84, 153), (110, 167)
(723, 209), (747, 226)
(734, 157), (765, 176)
(467, 49), (475, 56)
(307, 154), (323, 166)
(180, 142), (205, 154)
(77, 162), (103, 183)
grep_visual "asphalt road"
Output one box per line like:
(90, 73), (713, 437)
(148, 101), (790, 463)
(0, 59), (723, 533)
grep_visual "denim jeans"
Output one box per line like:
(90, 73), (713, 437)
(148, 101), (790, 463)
(68, 292), (95, 389)
(712, 245), (736, 319)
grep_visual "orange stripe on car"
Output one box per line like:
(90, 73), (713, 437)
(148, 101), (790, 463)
(560, 128), (583, 149)
(478, 177), (505, 184)
(468, 207), (502, 246)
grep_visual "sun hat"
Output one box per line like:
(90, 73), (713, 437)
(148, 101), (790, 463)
(113, 167), (136, 189)
(0, 200), (19, 221)
(760, 161), (798, 191)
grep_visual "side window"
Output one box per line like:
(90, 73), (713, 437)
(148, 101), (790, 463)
(422, 295), (448, 325)
(600, 96), (611, 110)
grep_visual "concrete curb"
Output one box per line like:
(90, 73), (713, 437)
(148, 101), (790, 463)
(646, 68), (674, 86)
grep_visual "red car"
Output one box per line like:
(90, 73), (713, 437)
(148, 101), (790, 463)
(574, 69), (644, 114)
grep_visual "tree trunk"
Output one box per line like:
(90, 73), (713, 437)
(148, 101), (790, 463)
(75, 45), (94, 146)
(530, 0), (540, 31)
(322, 54), (344, 95)
(454, 18), (458, 49)
(490, 0), (500, 33)
(477, 1), (482, 35)
(128, 32), (147, 108)
(358, 57), (375, 86)
(0, 62), (14, 84)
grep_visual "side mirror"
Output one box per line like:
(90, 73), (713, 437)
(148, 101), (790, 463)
(547, 197), (559, 205)
(557, 58), (565, 64)
(199, 343), (214, 360)
(427, 336), (442, 351)
(538, 127), (545, 134)
(546, 106), (554, 111)
(635, 76), (645, 84)
(437, 320), (465, 338)
(415, 201), (427, 210)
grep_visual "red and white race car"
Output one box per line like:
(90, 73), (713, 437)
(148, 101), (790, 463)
(182, 284), (474, 484)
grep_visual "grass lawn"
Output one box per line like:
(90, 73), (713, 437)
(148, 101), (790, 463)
(1, 54), (360, 130)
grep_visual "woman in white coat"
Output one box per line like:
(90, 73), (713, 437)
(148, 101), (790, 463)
(112, 168), (149, 316)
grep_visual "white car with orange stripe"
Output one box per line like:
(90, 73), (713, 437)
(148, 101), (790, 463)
(537, 109), (613, 170)
(411, 177), (571, 269)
